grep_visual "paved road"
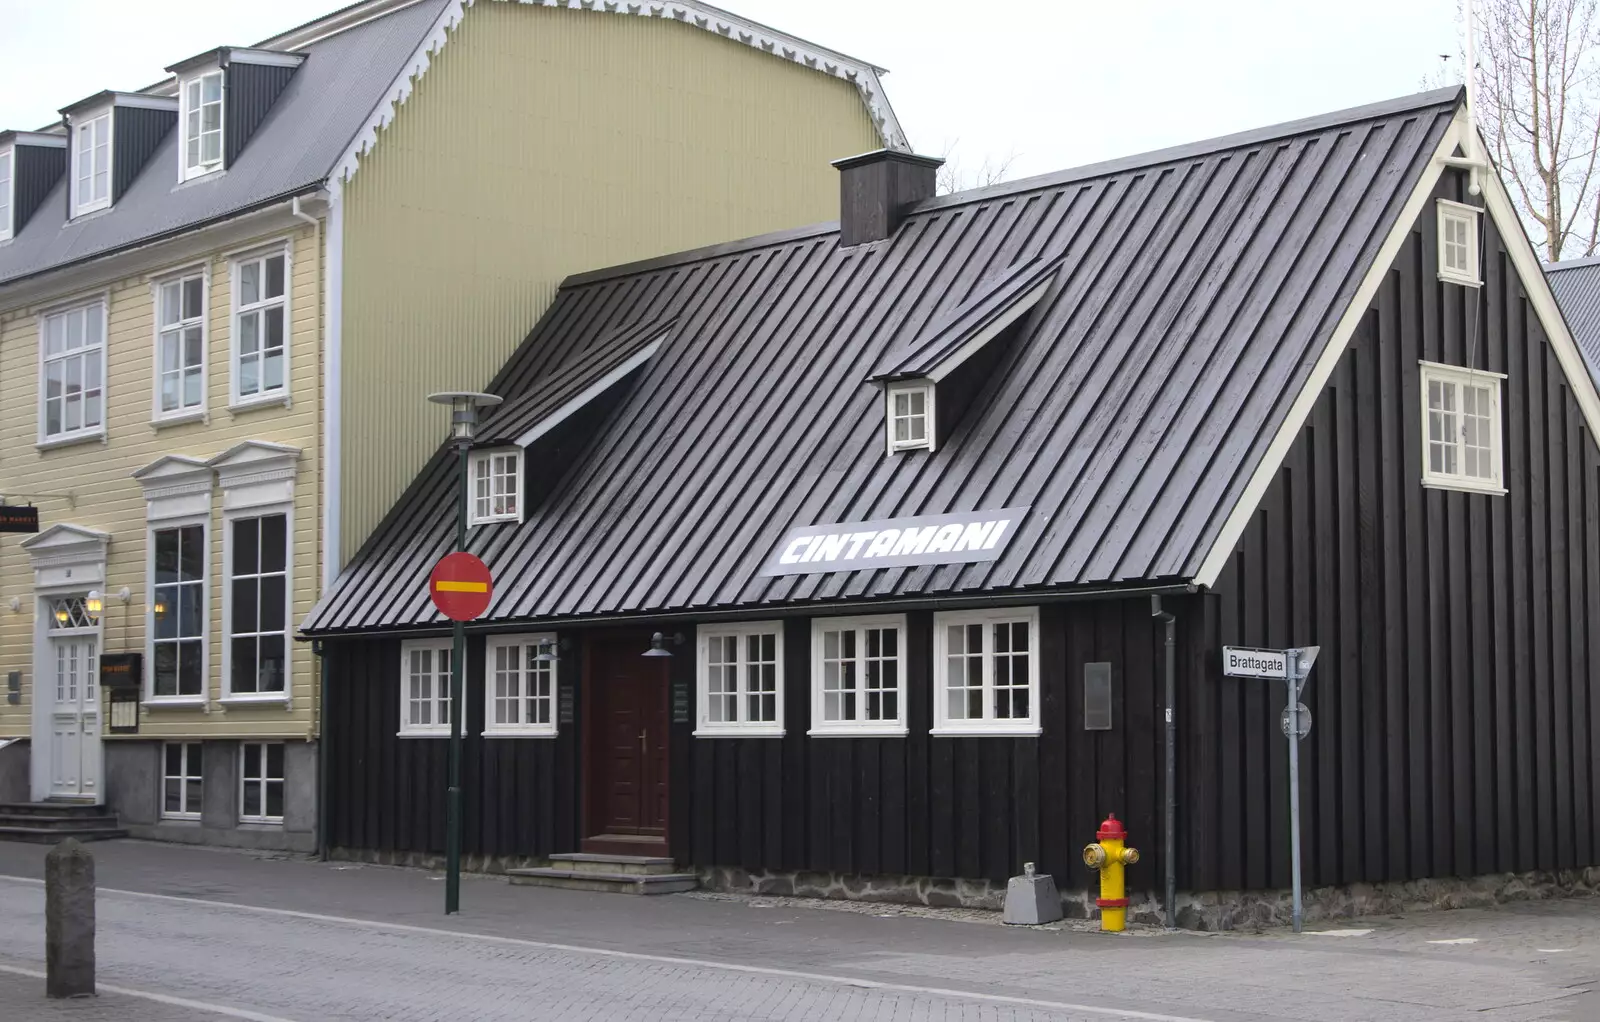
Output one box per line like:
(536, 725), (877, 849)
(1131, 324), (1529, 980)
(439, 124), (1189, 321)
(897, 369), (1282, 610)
(0, 840), (1595, 1021)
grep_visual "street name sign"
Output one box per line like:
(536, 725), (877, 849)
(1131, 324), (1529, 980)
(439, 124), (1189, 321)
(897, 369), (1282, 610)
(1222, 646), (1289, 679)
(429, 552), (492, 622)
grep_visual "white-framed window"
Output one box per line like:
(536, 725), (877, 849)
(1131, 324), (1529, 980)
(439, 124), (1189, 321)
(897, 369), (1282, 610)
(231, 248), (288, 405)
(162, 741), (203, 820)
(154, 269), (207, 418)
(0, 148), (13, 241)
(181, 71), (224, 179)
(1437, 199), (1481, 287)
(225, 512), (289, 698)
(809, 615), (907, 736)
(469, 449), (522, 525)
(239, 742), (284, 823)
(72, 111), (111, 216)
(399, 639), (454, 737)
(1420, 360), (1506, 494)
(39, 299), (107, 443)
(483, 633), (557, 737)
(886, 381), (934, 454)
(932, 607), (1041, 736)
(149, 522), (206, 700)
(695, 622), (784, 737)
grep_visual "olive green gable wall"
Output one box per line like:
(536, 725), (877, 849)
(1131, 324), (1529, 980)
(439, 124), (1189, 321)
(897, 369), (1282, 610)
(339, 0), (882, 560)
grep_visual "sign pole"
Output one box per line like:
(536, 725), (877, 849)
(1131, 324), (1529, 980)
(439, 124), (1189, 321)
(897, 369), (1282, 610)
(1285, 648), (1303, 934)
(445, 441), (468, 916)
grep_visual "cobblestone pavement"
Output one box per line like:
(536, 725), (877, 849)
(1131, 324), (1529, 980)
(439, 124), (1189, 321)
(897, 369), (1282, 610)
(0, 840), (1595, 1021)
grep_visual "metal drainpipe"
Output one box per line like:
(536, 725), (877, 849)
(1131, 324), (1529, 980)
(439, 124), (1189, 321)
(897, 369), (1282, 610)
(1151, 595), (1178, 929)
(315, 640), (330, 862)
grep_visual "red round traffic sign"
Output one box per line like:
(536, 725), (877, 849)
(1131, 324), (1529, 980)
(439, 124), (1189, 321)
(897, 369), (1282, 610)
(430, 552), (493, 622)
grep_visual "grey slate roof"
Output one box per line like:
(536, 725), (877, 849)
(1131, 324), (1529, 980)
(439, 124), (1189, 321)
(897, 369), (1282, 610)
(0, 0), (450, 287)
(303, 87), (1463, 635)
(1546, 256), (1600, 386)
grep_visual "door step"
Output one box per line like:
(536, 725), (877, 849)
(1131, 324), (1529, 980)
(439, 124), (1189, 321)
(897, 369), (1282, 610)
(0, 803), (127, 844)
(507, 851), (698, 894)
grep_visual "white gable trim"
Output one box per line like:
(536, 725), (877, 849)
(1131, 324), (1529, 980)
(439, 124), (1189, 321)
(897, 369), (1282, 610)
(329, 0), (906, 185)
(514, 336), (663, 446)
(1194, 107), (1600, 589)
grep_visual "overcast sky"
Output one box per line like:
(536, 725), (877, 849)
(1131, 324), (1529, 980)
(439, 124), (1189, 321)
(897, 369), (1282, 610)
(0, 0), (1460, 183)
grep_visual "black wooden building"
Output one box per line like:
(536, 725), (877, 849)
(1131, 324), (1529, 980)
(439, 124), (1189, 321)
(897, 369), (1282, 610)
(303, 87), (1600, 923)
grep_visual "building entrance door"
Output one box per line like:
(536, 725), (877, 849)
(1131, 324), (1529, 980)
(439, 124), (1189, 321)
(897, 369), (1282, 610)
(584, 635), (668, 852)
(48, 633), (100, 800)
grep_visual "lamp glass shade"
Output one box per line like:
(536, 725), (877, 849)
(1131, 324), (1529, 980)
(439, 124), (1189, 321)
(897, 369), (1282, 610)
(85, 591), (103, 616)
(54, 608), (69, 625)
(641, 632), (673, 658)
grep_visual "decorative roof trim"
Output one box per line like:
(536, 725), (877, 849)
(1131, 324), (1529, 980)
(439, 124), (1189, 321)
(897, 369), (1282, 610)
(61, 91), (178, 118)
(0, 131), (66, 149)
(513, 334), (664, 446)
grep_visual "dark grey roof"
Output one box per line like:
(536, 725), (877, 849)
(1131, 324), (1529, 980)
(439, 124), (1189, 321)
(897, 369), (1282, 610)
(870, 255), (1057, 381)
(0, 0), (449, 287)
(1546, 256), (1600, 386)
(303, 87), (1463, 635)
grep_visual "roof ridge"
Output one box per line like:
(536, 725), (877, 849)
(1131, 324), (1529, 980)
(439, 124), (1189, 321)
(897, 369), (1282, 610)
(1546, 255), (1600, 271)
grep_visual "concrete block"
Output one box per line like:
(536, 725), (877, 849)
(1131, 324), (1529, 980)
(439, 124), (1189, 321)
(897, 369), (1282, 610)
(202, 741), (240, 831)
(1003, 863), (1063, 925)
(0, 740), (29, 803)
(104, 741), (159, 825)
(45, 838), (94, 998)
(283, 741), (318, 835)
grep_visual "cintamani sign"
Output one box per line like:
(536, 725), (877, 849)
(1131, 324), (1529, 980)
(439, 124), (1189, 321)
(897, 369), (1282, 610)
(760, 507), (1029, 577)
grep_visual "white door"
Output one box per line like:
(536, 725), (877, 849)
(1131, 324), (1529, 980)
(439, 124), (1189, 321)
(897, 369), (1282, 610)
(49, 636), (99, 799)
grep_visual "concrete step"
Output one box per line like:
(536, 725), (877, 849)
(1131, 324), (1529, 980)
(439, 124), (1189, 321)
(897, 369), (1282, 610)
(506, 867), (699, 895)
(546, 852), (680, 876)
(0, 814), (122, 831)
(0, 824), (127, 844)
(0, 801), (107, 818)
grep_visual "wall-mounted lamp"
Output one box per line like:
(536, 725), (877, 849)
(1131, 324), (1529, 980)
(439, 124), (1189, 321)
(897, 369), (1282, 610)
(54, 606), (69, 626)
(86, 591), (104, 618)
(641, 632), (684, 658)
(533, 637), (569, 663)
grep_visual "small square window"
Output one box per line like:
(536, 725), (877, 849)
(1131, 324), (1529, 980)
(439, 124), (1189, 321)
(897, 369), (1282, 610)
(696, 622), (784, 737)
(886, 382), (934, 453)
(809, 615), (907, 736)
(399, 639), (455, 737)
(469, 449), (522, 525)
(1420, 361), (1505, 494)
(932, 607), (1041, 736)
(483, 633), (558, 737)
(1437, 200), (1481, 287)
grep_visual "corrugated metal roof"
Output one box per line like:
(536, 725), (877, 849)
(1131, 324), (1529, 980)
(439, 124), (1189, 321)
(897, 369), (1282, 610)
(303, 88), (1463, 635)
(870, 255), (1056, 381)
(0, 0), (450, 287)
(1546, 256), (1600, 386)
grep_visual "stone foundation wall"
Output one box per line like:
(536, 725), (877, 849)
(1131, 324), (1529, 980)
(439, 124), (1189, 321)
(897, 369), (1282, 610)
(698, 865), (1600, 930)
(328, 846), (548, 874)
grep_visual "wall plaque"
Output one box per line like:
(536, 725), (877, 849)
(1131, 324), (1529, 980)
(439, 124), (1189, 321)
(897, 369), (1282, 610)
(671, 677), (690, 724)
(108, 690), (139, 734)
(557, 682), (574, 725)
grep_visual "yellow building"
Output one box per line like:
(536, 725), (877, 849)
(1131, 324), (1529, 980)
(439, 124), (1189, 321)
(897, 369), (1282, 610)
(0, 0), (896, 850)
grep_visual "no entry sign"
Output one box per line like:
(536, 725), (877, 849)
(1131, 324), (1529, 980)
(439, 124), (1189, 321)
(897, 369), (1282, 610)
(430, 552), (492, 622)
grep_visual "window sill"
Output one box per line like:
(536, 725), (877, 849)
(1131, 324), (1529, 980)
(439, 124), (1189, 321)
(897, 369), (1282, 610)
(1437, 272), (1482, 288)
(229, 394), (291, 415)
(807, 726), (908, 738)
(36, 431), (106, 452)
(469, 515), (523, 527)
(158, 814), (201, 824)
(694, 726), (786, 738)
(151, 409), (208, 429)
(396, 730), (450, 739)
(239, 819), (284, 828)
(1422, 478), (1506, 496)
(929, 725), (1042, 738)
(481, 729), (558, 739)
(143, 697), (207, 710)
(178, 167), (226, 187)
(219, 694), (291, 708)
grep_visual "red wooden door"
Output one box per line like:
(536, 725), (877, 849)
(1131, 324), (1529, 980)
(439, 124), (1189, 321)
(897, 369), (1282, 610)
(586, 638), (668, 838)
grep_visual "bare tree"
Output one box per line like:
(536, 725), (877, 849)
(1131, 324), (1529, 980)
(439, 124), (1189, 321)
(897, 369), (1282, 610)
(1475, 0), (1600, 259)
(935, 139), (1018, 195)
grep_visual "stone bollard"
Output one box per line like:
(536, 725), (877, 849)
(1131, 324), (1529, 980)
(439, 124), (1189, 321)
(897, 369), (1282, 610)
(1003, 862), (1064, 925)
(45, 838), (95, 999)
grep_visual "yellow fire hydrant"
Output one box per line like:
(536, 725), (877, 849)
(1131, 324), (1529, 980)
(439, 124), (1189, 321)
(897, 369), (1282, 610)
(1082, 813), (1140, 932)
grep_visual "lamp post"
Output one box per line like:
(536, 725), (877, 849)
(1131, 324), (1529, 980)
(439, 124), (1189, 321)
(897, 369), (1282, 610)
(426, 390), (502, 915)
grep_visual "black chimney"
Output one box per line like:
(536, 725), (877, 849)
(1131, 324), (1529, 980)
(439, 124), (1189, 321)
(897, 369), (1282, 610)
(832, 149), (944, 247)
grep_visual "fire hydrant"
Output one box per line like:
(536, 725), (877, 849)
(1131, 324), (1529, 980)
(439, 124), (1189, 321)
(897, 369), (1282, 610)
(1082, 813), (1139, 932)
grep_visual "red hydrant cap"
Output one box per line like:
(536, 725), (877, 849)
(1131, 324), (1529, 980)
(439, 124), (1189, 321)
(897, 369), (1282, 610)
(1097, 814), (1127, 841)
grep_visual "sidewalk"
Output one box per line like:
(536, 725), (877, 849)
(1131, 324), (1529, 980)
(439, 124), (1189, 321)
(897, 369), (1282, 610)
(0, 968), (225, 1021)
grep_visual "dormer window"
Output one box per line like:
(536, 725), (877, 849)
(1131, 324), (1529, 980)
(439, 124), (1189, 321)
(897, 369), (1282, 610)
(0, 148), (12, 241)
(887, 381), (934, 453)
(182, 72), (224, 179)
(72, 111), (111, 216)
(1437, 199), (1480, 287)
(469, 449), (523, 525)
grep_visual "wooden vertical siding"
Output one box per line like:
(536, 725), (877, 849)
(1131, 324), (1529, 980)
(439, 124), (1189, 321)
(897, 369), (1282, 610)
(1192, 170), (1600, 893)
(337, 0), (884, 563)
(323, 601), (1175, 892)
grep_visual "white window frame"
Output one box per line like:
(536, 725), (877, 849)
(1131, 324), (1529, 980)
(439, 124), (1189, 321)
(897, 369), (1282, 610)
(0, 147), (13, 242)
(151, 266), (209, 423)
(161, 741), (203, 820)
(885, 381), (935, 454)
(1437, 199), (1481, 287)
(399, 638), (456, 738)
(180, 70), (225, 181)
(221, 507), (292, 704)
(932, 607), (1042, 737)
(238, 741), (284, 824)
(145, 517), (210, 707)
(71, 109), (112, 216)
(1419, 360), (1507, 495)
(37, 296), (108, 446)
(468, 448), (523, 525)
(229, 244), (291, 409)
(695, 622), (785, 737)
(809, 614), (908, 737)
(482, 633), (559, 738)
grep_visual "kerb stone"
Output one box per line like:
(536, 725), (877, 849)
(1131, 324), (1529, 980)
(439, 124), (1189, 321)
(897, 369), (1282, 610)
(45, 837), (95, 998)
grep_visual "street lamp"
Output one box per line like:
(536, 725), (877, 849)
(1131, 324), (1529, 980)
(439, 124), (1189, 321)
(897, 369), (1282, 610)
(426, 390), (502, 916)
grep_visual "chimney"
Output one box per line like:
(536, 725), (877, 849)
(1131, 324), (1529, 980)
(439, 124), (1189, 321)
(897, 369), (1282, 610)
(832, 149), (944, 247)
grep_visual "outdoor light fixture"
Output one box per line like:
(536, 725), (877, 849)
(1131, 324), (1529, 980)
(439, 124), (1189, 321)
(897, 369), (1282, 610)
(642, 632), (683, 658)
(153, 596), (167, 617)
(533, 638), (561, 663)
(426, 390), (504, 444)
(86, 591), (103, 618)
(54, 607), (69, 625)
(116, 586), (131, 604)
